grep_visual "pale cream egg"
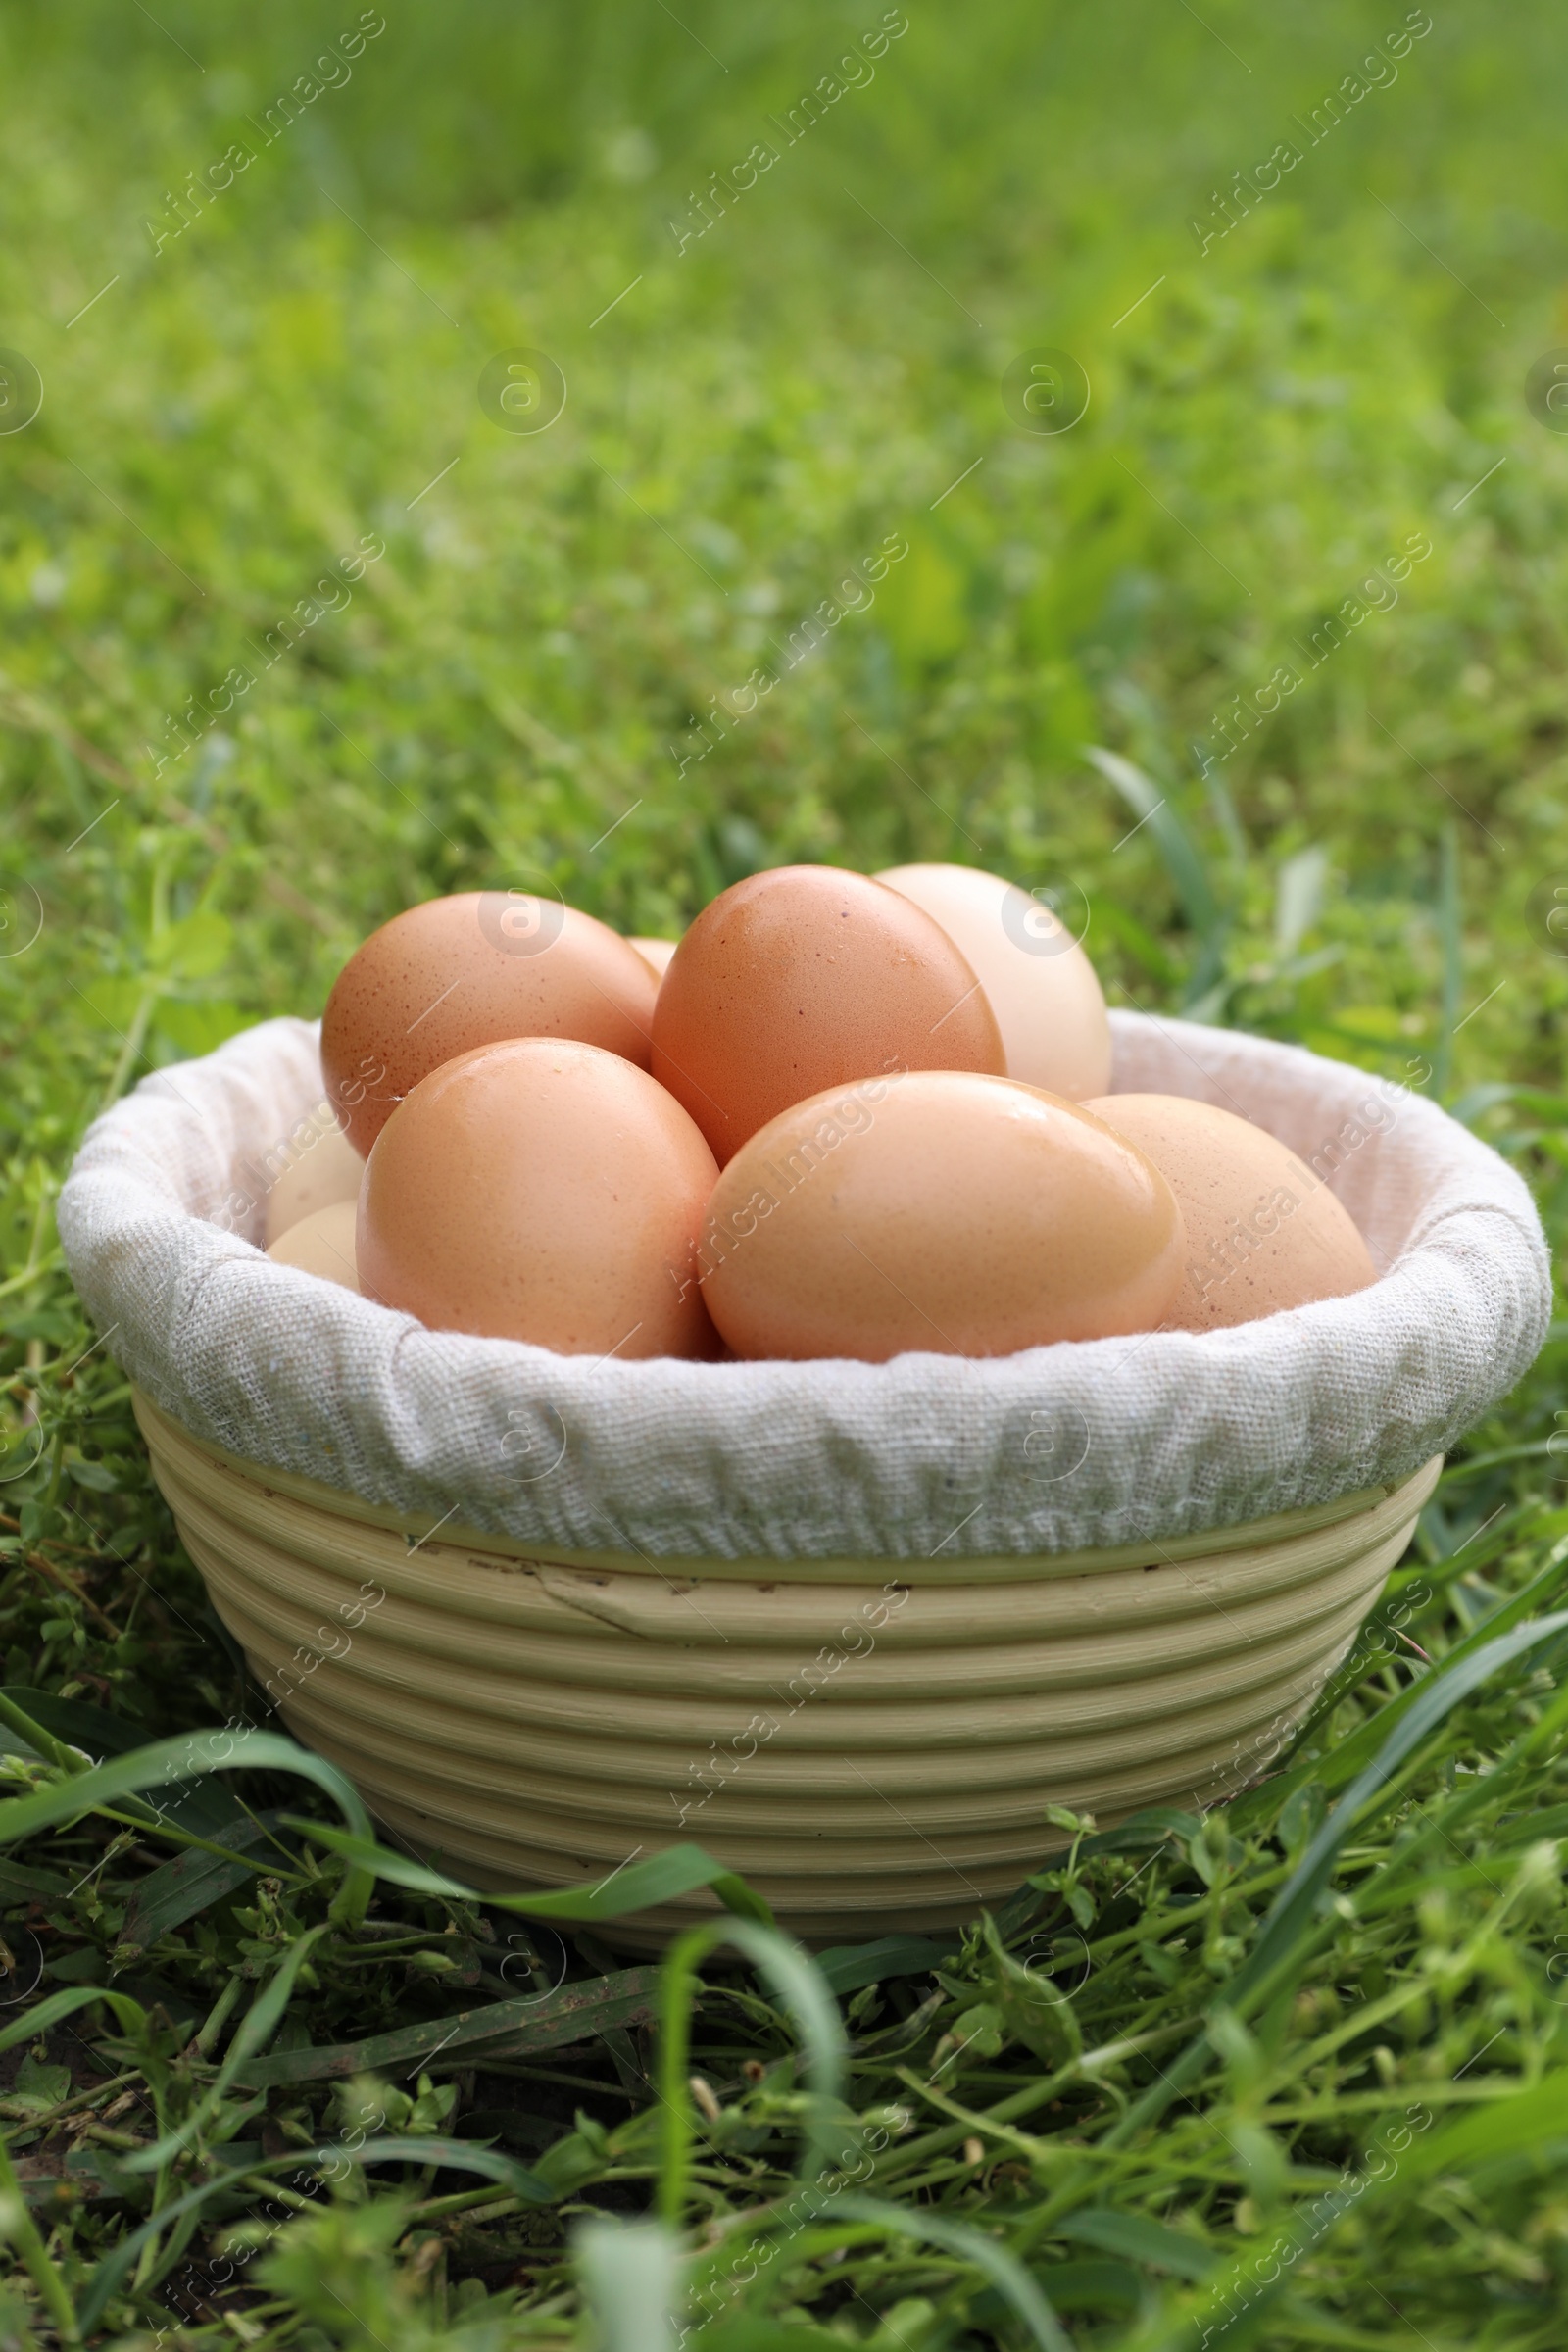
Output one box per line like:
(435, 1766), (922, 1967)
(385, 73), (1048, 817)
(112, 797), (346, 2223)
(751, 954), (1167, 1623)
(264, 1120), (365, 1247)
(266, 1200), (362, 1294)
(875, 861), (1111, 1101)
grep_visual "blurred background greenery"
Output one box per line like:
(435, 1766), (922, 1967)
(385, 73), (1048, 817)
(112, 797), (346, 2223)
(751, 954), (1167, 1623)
(4, 0), (1568, 1144)
(7, 3), (1568, 2343)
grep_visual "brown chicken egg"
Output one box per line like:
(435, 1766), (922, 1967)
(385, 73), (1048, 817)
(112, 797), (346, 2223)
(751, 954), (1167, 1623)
(651, 866), (1005, 1162)
(265, 1200), (361, 1293)
(699, 1071), (1186, 1360)
(263, 1120), (364, 1246)
(876, 861), (1112, 1100)
(630, 936), (678, 978)
(321, 892), (658, 1154)
(357, 1037), (719, 1357)
(1086, 1093), (1377, 1330)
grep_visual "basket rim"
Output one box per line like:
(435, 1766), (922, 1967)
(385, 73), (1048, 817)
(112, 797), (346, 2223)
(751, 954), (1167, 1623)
(134, 1389), (1441, 1585)
(62, 1009), (1547, 1561)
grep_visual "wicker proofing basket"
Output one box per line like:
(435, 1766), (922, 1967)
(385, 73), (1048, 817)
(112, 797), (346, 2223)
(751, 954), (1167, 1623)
(133, 1391), (1441, 1945)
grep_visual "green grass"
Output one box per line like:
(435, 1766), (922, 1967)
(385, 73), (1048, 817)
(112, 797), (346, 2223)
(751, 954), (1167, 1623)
(5, 0), (1568, 2342)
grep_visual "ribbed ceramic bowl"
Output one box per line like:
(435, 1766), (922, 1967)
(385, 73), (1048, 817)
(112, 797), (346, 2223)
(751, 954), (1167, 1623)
(134, 1391), (1440, 1943)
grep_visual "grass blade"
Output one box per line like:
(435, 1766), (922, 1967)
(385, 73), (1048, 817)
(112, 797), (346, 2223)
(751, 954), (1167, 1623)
(1057, 2207), (1217, 2279)
(120, 1925), (329, 2173)
(1083, 744), (1228, 994)
(0, 1728), (370, 1848)
(237, 1964), (662, 2087)
(1249, 1544), (1568, 1822)
(576, 2218), (684, 2352)
(831, 2195), (1075, 2352)
(0, 1984), (150, 2056)
(0, 2130), (80, 2346)
(1108, 1606), (1568, 2144)
(120, 1810), (290, 1946)
(659, 1919), (846, 2227)
(292, 1820), (771, 1925)
(813, 1936), (954, 1995)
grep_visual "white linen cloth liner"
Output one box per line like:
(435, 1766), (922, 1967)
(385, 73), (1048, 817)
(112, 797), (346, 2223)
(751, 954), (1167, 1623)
(57, 1012), (1549, 1562)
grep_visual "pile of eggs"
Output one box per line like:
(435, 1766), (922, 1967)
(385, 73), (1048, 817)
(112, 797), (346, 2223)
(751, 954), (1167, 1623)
(264, 864), (1376, 1361)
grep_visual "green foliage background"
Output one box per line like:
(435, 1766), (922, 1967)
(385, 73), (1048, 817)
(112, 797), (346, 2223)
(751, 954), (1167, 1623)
(4, 1), (1568, 2345)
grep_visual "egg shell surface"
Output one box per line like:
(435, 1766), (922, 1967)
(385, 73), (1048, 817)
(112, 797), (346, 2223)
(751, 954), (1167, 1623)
(321, 892), (658, 1152)
(876, 860), (1112, 1100)
(266, 1200), (362, 1293)
(357, 1036), (719, 1357)
(263, 1118), (365, 1246)
(1085, 1092), (1377, 1330)
(651, 865), (1005, 1162)
(700, 1070), (1186, 1360)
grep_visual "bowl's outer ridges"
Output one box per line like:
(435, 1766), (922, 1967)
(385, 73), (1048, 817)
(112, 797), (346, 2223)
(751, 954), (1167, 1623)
(135, 1392), (1439, 1941)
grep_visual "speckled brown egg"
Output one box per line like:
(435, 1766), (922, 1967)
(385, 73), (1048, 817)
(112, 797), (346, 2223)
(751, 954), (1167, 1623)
(650, 866), (1005, 1163)
(266, 1200), (361, 1293)
(321, 892), (658, 1154)
(357, 1037), (719, 1357)
(1085, 1093), (1377, 1330)
(699, 1071), (1186, 1360)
